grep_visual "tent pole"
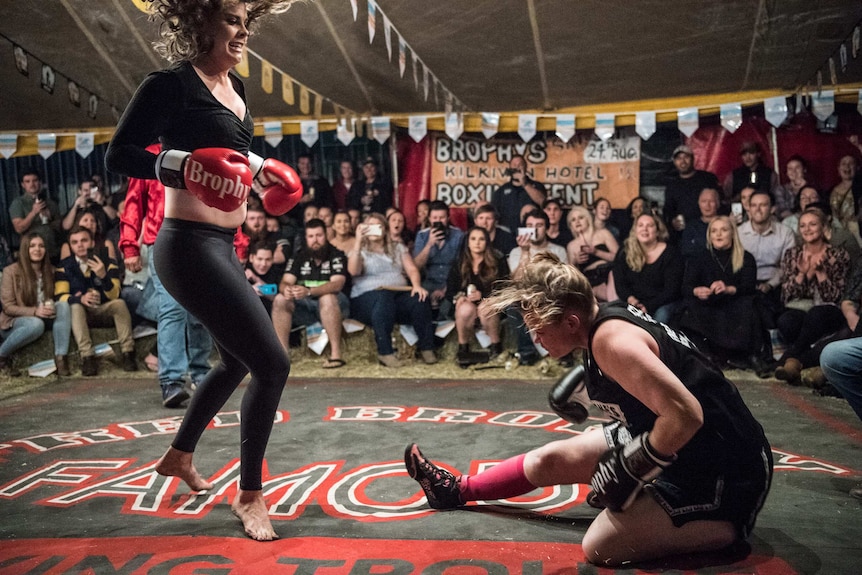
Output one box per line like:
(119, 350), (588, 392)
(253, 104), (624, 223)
(390, 132), (400, 209)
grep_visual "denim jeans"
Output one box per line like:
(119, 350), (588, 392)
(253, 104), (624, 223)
(351, 289), (434, 355)
(820, 337), (862, 421)
(148, 249), (212, 388)
(0, 300), (70, 357)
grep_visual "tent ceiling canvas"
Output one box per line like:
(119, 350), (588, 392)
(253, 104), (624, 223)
(1, 0), (861, 133)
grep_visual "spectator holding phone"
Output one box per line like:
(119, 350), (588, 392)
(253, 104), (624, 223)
(9, 169), (62, 262)
(55, 226), (137, 376)
(413, 201), (464, 318)
(490, 155), (547, 234)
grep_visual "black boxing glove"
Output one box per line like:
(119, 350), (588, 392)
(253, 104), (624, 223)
(548, 365), (590, 424)
(589, 432), (676, 512)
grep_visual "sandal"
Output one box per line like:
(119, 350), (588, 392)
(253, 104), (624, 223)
(322, 357), (346, 369)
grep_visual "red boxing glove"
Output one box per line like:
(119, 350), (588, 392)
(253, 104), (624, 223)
(249, 152), (303, 216)
(156, 148), (252, 212)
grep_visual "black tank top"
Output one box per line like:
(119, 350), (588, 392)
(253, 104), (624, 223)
(584, 302), (769, 471)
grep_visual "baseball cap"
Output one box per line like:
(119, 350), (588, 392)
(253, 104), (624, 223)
(739, 141), (759, 154)
(672, 145), (693, 158)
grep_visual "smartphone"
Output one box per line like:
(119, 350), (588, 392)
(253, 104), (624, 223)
(86, 248), (96, 260)
(366, 224), (383, 236)
(517, 227), (536, 239)
(36, 190), (47, 203)
(731, 202), (743, 216)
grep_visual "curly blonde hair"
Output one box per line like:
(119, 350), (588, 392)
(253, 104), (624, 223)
(148, 0), (296, 62)
(484, 253), (595, 331)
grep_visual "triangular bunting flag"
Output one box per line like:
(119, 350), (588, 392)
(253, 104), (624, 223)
(263, 121), (283, 148)
(677, 107), (699, 137)
(408, 116), (427, 143)
(481, 113), (499, 139)
(764, 96), (788, 127)
(261, 60), (273, 94)
(367, 0), (376, 44)
(235, 48), (249, 77)
(75, 132), (94, 158)
(635, 111), (656, 140)
(0, 133), (18, 159)
(412, 52), (419, 90)
(398, 37), (406, 77)
(383, 15), (392, 61)
(518, 114), (537, 142)
(300, 120), (319, 147)
(299, 86), (310, 114)
(720, 103), (743, 133)
(594, 114), (615, 142)
(337, 119), (356, 146)
(350, 0), (357, 21)
(282, 74), (294, 105)
(812, 90), (834, 121)
(555, 114), (575, 143)
(370, 116), (391, 144)
(445, 112), (463, 141)
(314, 93), (323, 118)
(37, 133), (56, 159)
(422, 64), (429, 101)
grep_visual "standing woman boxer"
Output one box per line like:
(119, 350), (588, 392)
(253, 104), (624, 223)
(105, 0), (301, 541)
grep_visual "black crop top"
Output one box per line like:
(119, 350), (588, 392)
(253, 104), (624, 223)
(105, 61), (254, 179)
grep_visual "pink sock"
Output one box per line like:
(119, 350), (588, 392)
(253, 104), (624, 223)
(460, 453), (536, 501)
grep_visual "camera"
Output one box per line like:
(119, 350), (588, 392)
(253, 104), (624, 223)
(504, 168), (517, 176)
(431, 221), (449, 239)
(36, 190), (47, 203)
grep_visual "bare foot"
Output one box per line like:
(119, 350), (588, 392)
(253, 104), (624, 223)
(154, 446), (214, 491)
(232, 489), (278, 541)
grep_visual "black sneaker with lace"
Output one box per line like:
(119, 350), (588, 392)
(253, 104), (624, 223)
(404, 443), (464, 509)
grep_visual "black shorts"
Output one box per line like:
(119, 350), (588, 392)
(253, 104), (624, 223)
(603, 421), (773, 539)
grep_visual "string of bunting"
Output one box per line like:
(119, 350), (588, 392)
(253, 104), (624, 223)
(0, 31), (120, 160)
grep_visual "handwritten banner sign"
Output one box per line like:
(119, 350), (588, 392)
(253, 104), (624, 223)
(429, 134), (640, 209)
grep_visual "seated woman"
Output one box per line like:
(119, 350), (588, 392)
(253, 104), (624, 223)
(446, 226), (510, 363)
(387, 208), (415, 251)
(829, 155), (859, 241)
(592, 197), (620, 241)
(347, 213), (436, 368)
(0, 233), (72, 376)
(542, 198), (573, 248)
(59, 209), (117, 262)
(612, 213), (683, 326)
(566, 206), (618, 302)
(330, 209), (356, 255)
(678, 216), (770, 375)
(774, 207), (851, 384)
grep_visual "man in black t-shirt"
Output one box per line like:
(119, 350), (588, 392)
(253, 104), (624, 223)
(663, 145), (721, 242)
(271, 219), (349, 368)
(347, 157), (393, 215)
(490, 155), (547, 234)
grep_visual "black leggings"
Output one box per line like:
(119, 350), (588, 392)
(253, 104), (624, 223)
(154, 219), (290, 490)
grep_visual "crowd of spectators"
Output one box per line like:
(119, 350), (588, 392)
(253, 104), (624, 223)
(3, 143), (862, 394)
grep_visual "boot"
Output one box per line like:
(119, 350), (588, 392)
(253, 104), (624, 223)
(489, 342), (504, 358)
(122, 351), (138, 372)
(81, 355), (98, 377)
(800, 366), (827, 389)
(748, 354), (773, 379)
(775, 357), (802, 385)
(377, 354), (403, 368)
(54, 355), (70, 377)
(0, 356), (21, 377)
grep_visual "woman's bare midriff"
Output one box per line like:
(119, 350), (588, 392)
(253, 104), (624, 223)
(164, 187), (246, 229)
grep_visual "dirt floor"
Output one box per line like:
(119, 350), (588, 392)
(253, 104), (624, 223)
(0, 364), (860, 574)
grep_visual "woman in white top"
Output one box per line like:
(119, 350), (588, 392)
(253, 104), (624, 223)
(347, 213), (436, 367)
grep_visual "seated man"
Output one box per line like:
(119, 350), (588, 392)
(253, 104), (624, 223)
(413, 200), (465, 318)
(245, 241), (286, 316)
(271, 218), (349, 369)
(55, 226), (137, 376)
